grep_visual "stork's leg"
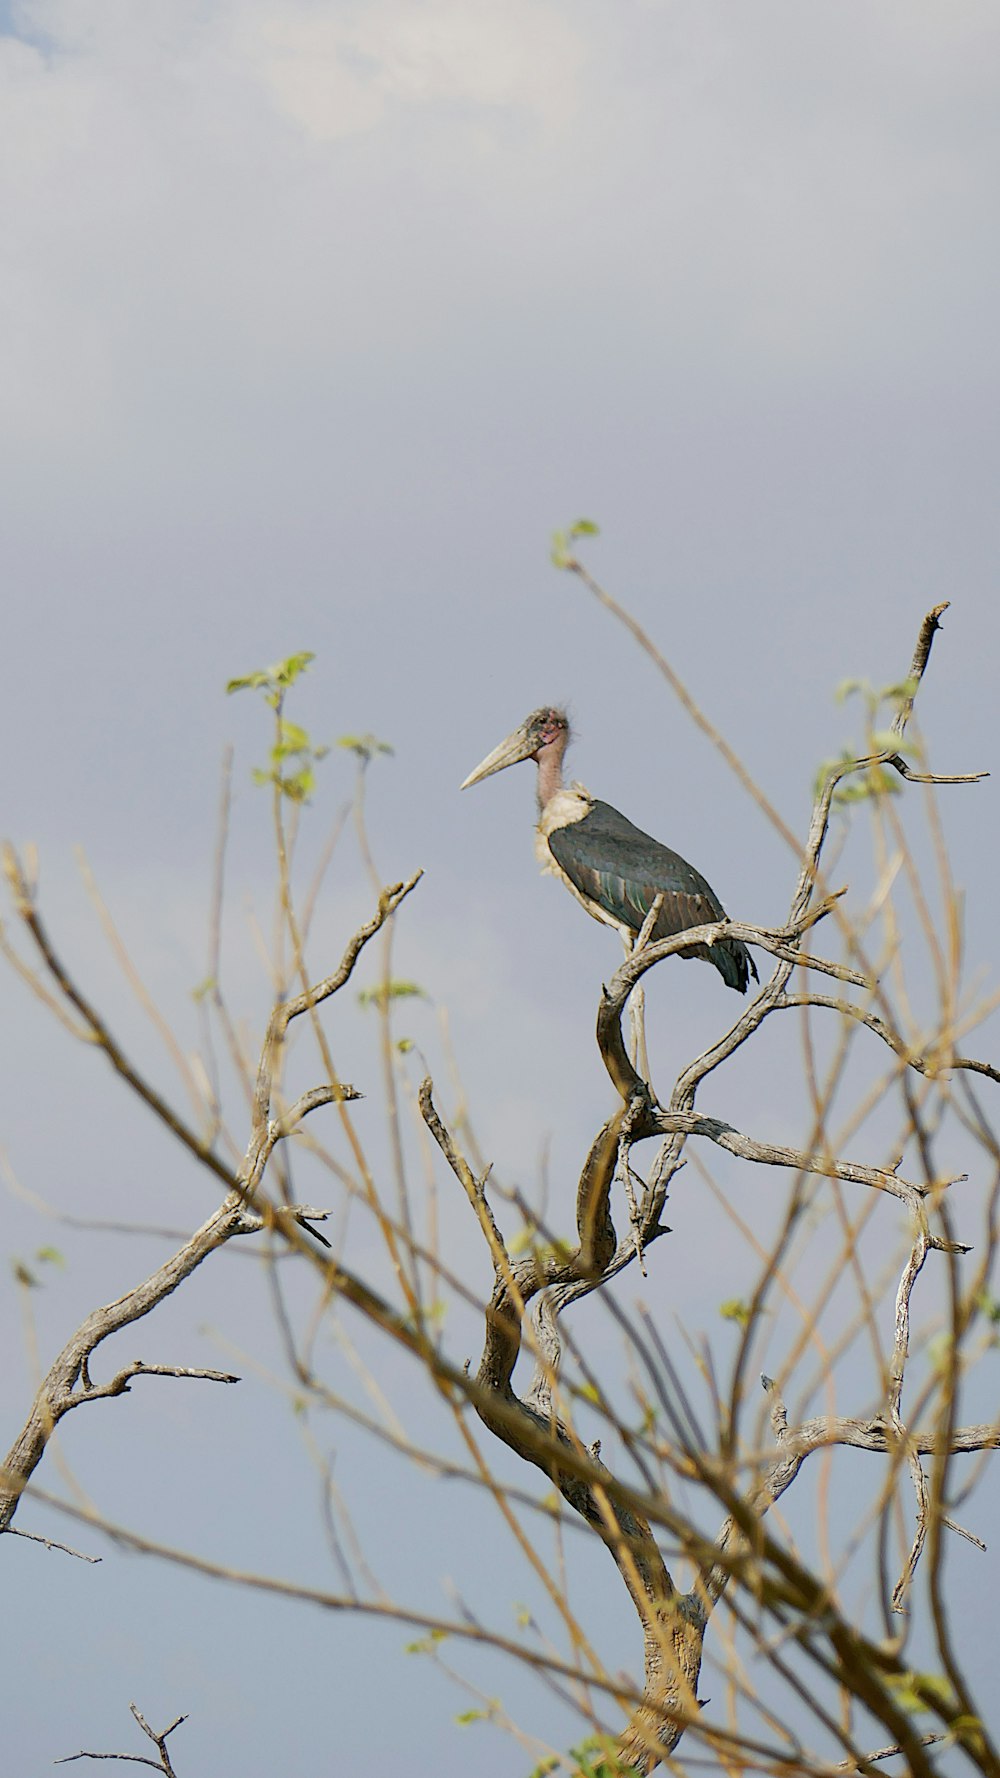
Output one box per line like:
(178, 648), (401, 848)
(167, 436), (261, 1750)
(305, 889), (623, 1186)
(624, 937), (651, 1086)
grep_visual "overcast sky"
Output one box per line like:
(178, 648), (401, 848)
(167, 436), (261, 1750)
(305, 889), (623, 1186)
(2, 2), (1000, 1771)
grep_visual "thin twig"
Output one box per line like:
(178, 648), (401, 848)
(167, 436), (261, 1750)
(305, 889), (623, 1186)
(5, 1525), (100, 1561)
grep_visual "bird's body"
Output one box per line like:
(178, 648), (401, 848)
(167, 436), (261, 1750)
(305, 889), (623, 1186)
(463, 707), (756, 994)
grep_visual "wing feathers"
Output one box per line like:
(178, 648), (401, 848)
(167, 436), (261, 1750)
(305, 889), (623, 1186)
(547, 800), (756, 993)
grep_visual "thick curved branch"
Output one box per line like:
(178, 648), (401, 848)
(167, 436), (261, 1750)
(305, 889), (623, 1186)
(776, 993), (1000, 1086)
(650, 1110), (931, 1210)
(596, 909), (866, 1109)
(420, 1082), (705, 1771)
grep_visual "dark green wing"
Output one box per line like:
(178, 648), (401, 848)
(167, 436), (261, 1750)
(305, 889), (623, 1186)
(548, 799), (756, 993)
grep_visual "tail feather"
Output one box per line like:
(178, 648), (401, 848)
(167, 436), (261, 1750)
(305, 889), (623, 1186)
(709, 937), (758, 994)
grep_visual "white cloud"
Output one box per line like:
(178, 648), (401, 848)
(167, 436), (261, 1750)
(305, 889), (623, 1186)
(230, 0), (586, 142)
(1, 0), (998, 479)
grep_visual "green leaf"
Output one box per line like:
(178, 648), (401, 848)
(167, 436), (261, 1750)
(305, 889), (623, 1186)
(35, 1246), (65, 1268)
(870, 728), (903, 754)
(834, 677), (868, 704)
(882, 676), (918, 703)
(813, 751), (903, 805)
(812, 747), (856, 796)
(553, 517), (599, 570)
(948, 1715), (986, 1755)
(229, 652), (329, 801)
(226, 653), (315, 698)
(566, 1735), (641, 1777)
(337, 732), (394, 763)
(226, 671), (271, 695)
(273, 719), (312, 759)
(840, 771), (902, 803)
(273, 651), (316, 686)
(719, 1298), (751, 1325)
(404, 1628), (450, 1655)
(281, 768), (315, 802)
(886, 1669), (957, 1715)
(357, 980), (426, 1010)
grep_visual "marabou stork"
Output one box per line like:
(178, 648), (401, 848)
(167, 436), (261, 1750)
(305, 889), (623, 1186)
(461, 707), (757, 994)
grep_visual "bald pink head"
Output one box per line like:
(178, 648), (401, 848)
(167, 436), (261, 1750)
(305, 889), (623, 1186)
(460, 706), (571, 812)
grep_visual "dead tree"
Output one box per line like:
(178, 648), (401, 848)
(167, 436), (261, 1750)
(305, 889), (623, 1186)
(2, 608), (999, 1776)
(419, 601), (1000, 1774)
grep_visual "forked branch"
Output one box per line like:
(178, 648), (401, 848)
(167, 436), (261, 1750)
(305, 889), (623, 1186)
(0, 871), (419, 1549)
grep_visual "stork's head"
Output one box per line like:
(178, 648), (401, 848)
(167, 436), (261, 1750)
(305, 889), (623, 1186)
(461, 707), (570, 791)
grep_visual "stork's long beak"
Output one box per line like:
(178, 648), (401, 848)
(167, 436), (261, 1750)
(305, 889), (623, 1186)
(460, 720), (537, 789)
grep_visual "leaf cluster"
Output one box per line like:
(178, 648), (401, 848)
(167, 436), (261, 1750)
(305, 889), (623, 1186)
(357, 979), (426, 1011)
(813, 674), (919, 804)
(226, 651), (316, 703)
(226, 652), (328, 801)
(551, 518), (600, 569)
(529, 1735), (641, 1778)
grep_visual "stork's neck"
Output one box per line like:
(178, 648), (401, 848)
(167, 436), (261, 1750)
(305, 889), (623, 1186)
(535, 737), (566, 813)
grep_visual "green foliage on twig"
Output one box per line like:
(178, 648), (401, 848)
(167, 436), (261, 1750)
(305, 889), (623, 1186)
(886, 1669), (961, 1716)
(226, 652), (328, 801)
(405, 1627), (450, 1655)
(455, 1700), (502, 1726)
(357, 979), (426, 1010)
(813, 675), (919, 804)
(551, 518), (600, 569)
(226, 651), (316, 702)
(528, 1735), (641, 1778)
(974, 1287), (1000, 1325)
(338, 732), (394, 765)
(11, 1248), (65, 1288)
(719, 1298), (751, 1325)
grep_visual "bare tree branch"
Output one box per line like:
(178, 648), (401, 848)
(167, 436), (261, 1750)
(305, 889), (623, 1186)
(7, 1526), (100, 1562)
(0, 876), (419, 1539)
(56, 1702), (187, 1775)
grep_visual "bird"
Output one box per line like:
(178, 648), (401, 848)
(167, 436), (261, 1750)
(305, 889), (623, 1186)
(461, 706), (757, 994)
